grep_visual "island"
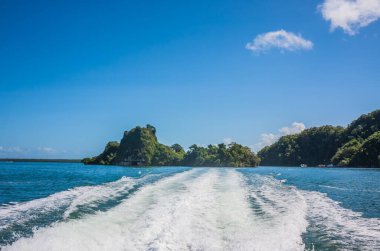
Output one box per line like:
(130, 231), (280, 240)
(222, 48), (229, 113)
(258, 109), (380, 167)
(83, 109), (380, 168)
(82, 125), (260, 167)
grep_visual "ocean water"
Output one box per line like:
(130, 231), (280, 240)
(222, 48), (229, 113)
(0, 163), (379, 250)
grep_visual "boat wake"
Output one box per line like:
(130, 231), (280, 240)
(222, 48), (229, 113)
(0, 171), (178, 245)
(1, 168), (379, 250)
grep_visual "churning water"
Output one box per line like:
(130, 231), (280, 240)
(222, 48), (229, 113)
(0, 163), (379, 250)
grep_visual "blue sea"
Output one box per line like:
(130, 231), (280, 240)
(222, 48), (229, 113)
(0, 162), (379, 250)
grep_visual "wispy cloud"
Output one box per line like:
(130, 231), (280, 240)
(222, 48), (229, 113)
(0, 146), (59, 158)
(223, 137), (234, 145)
(319, 0), (380, 35)
(252, 122), (306, 151)
(0, 146), (23, 153)
(246, 30), (313, 53)
(37, 147), (57, 153)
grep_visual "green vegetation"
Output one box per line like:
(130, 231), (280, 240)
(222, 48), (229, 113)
(83, 109), (380, 168)
(182, 143), (260, 167)
(345, 110), (380, 140)
(258, 126), (345, 166)
(82, 141), (119, 165)
(259, 109), (380, 167)
(82, 125), (260, 167)
(345, 131), (380, 167)
(112, 125), (158, 165)
(331, 139), (362, 167)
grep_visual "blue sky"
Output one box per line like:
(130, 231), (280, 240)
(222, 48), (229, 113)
(0, 0), (379, 158)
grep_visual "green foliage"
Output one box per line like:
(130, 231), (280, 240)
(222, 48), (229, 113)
(81, 157), (96, 164)
(345, 110), (380, 141)
(171, 144), (184, 154)
(83, 125), (259, 167)
(113, 126), (158, 165)
(227, 143), (261, 167)
(82, 141), (120, 165)
(259, 109), (380, 167)
(259, 126), (344, 166)
(146, 124), (156, 135)
(151, 143), (184, 166)
(85, 109), (380, 168)
(348, 131), (380, 167)
(258, 135), (299, 166)
(331, 139), (362, 166)
(182, 143), (260, 167)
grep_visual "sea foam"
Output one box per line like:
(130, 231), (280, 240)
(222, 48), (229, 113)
(2, 168), (380, 251)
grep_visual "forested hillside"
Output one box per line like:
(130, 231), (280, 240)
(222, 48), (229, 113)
(259, 110), (380, 167)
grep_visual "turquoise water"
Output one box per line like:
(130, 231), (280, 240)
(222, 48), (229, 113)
(0, 163), (379, 250)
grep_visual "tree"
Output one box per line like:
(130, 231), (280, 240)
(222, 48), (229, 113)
(82, 141), (120, 165)
(146, 124), (156, 135)
(349, 131), (380, 167)
(345, 110), (380, 141)
(331, 139), (362, 166)
(259, 109), (380, 168)
(171, 144), (184, 153)
(259, 126), (345, 166)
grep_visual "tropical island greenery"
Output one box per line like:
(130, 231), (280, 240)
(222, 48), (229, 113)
(258, 109), (380, 167)
(82, 125), (260, 167)
(83, 109), (380, 168)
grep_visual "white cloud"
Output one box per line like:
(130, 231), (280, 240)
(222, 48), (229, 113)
(253, 122), (306, 151)
(223, 137), (234, 145)
(246, 30), (313, 53)
(37, 147), (56, 153)
(319, 0), (380, 35)
(279, 122), (306, 135)
(0, 146), (23, 153)
(0, 146), (59, 158)
(259, 133), (278, 146)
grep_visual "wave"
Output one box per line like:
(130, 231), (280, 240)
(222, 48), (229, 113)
(0, 171), (182, 245)
(1, 168), (201, 250)
(1, 168), (380, 251)
(243, 173), (308, 251)
(319, 185), (380, 193)
(303, 190), (380, 250)
(244, 174), (380, 250)
(2, 169), (307, 251)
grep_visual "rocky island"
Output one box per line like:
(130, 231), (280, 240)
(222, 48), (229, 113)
(82, 125), (260, 167)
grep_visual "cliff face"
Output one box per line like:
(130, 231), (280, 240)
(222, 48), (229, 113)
(83, 125), (159, 166)
(112, 126), (158, 165)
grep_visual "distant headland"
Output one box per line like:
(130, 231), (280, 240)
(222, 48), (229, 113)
(83, 109), (380, 168)
(258, 109), (380, 168)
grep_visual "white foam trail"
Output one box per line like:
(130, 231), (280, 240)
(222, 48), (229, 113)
(246, 175), (380, 250)
(0, 174), (149, 231)
(2, 169), (309, 251)
(243, 174), (308, 251)
(2, 169), (201, 251)
(304, 190), (380, 250)
(3, 169), (380, 251)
